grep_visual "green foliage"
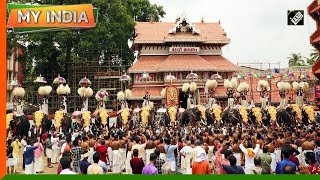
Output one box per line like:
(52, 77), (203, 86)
(7, 0), (165, 87)
(305, 48), (319, 66)
(287, 53), (306, 67)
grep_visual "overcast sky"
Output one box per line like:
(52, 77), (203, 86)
(149, 0), (316, 69)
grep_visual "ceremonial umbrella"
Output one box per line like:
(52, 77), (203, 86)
(264, 74), (273, 79)
(8, 79), (21, 86)
(164, 74), (176, 85)
(34, 75), (47, 84)
(248, 72), (259, 78)
(119, 73), (131, 90)
(96, 90), (109, 101)
(210, 73), (223, 79)
(139, 73), (151, 92)
(119, 73), (131, 81)
(157, 108), (167, 113)
(233, 74), (244, 79)
(298, 74), (310, 79)
(79, 77), (91, 87)
(186, 72), (199, 80)
(53, 75), (66, 85)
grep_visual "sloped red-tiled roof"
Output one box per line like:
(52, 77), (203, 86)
(129, 87), (163, 100)
(129, 55), (238, 73)
(128, 56), (167, 73)
(133, 22), (229, 44)
(201, 55), (239, 72)
(158, 55), (213, 72)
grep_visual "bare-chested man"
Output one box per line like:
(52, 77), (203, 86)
(80, 136), (89, 152)
(125, 134), (134, 174)
(232, 138), (242, 166)
(301, 136), (315, 165)
(157, 138), (166, 161)
(266, 137), (276, 172)
(111, 134), (121, 173)
(206, 131), (215, 162)
(145, 134), (156, 165)
(119, 133), (127, 172)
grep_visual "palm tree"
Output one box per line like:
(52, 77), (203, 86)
(305, 48), (319, 65)
(288, 53), (306, 67)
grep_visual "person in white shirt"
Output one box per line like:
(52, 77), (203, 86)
(179, 140), (193, 174)
(51, 134), (60, 164)
(60, 156), (77, 175)
(239, 139), (260, 174)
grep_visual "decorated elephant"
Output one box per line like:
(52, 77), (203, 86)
(221, 106), (247, 125)
(206, 104), (222, 125)
(117, 108), (131, 129)
(263, 106), (277, 126)
(9, 114), (30, 138)
(33, 111), (52, 135)
(167, 106), (178, 127)
(276, 106), (294, 126)
(181, 106), (204, 126)
(54, 111), (72, 133)
(248, 107), (263, 125)
(302, 105), (315, 124)
(141, 106), (151, 127)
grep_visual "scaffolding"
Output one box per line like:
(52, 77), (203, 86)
(23, 49), (131, 114)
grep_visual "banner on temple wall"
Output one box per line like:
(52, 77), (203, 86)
(169, 47), (199, 54)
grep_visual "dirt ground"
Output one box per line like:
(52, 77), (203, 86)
(14, 154), (58, 174)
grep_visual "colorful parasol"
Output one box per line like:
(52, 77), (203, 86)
(53, 75), (66, 84)
(186, 72), (199, 79)
(210, 74), (223, 79)
(248, 72), (259, 78)
(96, 91), (109, 101)
(79, 77), (91, 87)
(34, 75), (47, 83)
(119, 73), (131, 81)
(289, 72), (296, 77)
(264, 74), (273, 79)
(233, 74), (244, 79)
(139, 73), (150, 80)
(298, 74), (310, 79)
(164, 74), (176, 84)
(8, 79), (21, 86)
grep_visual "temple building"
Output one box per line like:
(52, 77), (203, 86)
(128, 17), (239, 109)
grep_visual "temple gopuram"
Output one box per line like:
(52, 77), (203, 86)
(128, 17), (239, 109)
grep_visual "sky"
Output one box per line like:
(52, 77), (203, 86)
(149, 0), (316, 69)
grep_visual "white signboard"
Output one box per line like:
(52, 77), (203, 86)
(169, 47), (199, 54)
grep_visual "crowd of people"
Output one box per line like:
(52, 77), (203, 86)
(6, 116), (320, 175)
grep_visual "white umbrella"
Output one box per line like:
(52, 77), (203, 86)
(133, 107), (142, 113)
(157, 108), (167, 113)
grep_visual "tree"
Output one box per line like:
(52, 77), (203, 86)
(126, 0), (165, 22)
(288, 53), (306, 67)
(305, 48), (319, 66)
(8, 0), (165, 87)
